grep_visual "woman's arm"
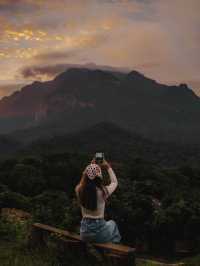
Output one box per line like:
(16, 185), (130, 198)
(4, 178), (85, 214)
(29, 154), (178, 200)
(75, 184), (80, 198)
(105, 163), (118, 196)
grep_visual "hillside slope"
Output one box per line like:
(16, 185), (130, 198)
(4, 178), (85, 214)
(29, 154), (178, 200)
(0, 68), (199, 144)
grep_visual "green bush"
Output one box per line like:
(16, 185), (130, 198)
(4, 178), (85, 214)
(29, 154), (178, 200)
(31, 190), (69, 227)
(0, 191), (31, 211)
(8, 163), (45, 196)
(0, 218), (28, 242)
(0, 183), (9, 193)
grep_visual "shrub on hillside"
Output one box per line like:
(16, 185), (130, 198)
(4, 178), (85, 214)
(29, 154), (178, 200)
(31, 190), (69, 226)
(0, 191), (31, 211)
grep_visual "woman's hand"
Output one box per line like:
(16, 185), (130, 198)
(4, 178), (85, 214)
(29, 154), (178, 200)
(100, 159), (111, 170)
(91, 158), (96, 164)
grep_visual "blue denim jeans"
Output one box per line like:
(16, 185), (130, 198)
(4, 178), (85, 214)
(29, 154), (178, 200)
(80, 217), (121, 243)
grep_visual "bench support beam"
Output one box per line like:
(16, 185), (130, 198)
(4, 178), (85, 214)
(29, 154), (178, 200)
(29, 223), (135, 266)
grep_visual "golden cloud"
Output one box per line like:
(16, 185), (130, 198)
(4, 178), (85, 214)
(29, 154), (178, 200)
(0, 47), (39, 59)
(0, 0), (199, 98)
(0, 51), (9, 58)
(0, 27), (108, 61)
(4, 29), (48, 42)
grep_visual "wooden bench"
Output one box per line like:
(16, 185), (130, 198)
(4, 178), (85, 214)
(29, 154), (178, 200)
(29, 222), (136, 266)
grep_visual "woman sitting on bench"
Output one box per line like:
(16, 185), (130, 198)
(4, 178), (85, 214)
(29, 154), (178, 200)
(75, 159), (121, 243)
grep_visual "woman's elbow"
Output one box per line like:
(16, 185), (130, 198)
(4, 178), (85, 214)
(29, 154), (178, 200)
(75, 185), (79, 194)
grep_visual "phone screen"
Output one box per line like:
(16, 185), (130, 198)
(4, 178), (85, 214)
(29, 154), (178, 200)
(96, 152), (103, 158)
(95, 153), (104, 163)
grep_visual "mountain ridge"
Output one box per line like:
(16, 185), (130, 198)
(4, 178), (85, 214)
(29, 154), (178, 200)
(16, 121), (200, 167)
(0, 67), (199, 144)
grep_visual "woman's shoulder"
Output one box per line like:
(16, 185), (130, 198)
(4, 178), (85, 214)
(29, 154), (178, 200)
(75, 185), (80, 195)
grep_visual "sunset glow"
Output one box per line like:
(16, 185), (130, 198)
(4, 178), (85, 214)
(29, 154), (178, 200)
(0, 0), (199, 98)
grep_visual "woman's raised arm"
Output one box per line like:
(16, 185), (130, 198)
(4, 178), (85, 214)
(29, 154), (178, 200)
(106, 166), (118, 196)
(100, 160), (118, 196)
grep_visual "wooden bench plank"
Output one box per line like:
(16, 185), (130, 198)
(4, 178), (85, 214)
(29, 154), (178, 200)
(95, 242), (135, 254)
(34, 223), (81, 240)
(33, 223), (135, 255)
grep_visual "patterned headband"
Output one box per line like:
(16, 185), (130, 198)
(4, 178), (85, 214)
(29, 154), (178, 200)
(85, 163), (102, 180)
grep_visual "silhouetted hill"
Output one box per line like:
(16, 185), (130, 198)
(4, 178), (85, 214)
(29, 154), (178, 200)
(0, 67), (199, 144)
(0, 135), (21, 154)
(18, 122), (200, 167)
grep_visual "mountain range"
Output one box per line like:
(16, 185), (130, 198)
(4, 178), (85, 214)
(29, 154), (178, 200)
(0, 67), (199, 144)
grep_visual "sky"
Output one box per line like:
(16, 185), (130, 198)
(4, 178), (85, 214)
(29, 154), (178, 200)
(0, 0), (199, 99)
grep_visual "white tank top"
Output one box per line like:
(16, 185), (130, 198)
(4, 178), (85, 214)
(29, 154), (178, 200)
(76, 167), (118, 219)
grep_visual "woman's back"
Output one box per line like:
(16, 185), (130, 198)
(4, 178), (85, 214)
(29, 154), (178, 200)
(80, 187), (106, 218)
(76, 167), (118, 218)
(75, 160), (121, 243)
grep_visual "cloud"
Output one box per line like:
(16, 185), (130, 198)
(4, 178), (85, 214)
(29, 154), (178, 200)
(0, 0), (39, 15)
(0, 0), (199, 98)
(151, 0), (200, 77)
(4, 29), (47, 41)
(0, 29), (108, 62)
(19, 64), (69, 80)
(33, 50), (78, 62)
(18, 62), (130, 81)
(90, 0), (200, 83)
(0, 47), (39, 59)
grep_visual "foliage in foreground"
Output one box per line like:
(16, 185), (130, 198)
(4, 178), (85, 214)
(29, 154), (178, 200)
(0, 242), (59, 266)
(0, 152), (200, 257)
(0, 219), (88, 266)
(0, 218), (200, 266)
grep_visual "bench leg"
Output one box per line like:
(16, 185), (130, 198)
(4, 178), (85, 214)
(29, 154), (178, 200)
(55, 238), (89, 265)
(27, 225), (46, 249)
(126, 252), (135, 266)
(84, 243), (105, 264)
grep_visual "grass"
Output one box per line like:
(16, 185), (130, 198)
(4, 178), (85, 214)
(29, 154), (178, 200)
(0, 217), (61, 266)
(0, 241), (59, 266)
(136, 253), (200, 266)
(0, 240), (190, 266)
(0, 217), (93, 266)
(183, 254), (200, 266)
(0, 215), (199, 266)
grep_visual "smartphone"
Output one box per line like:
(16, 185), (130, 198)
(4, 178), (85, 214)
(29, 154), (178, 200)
(95, 152), (104, 164)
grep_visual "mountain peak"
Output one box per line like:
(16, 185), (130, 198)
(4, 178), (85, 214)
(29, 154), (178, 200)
(54, 67), (118, 83)
(170, 83), (199, 100)
(126, 70), (156, 83)
(0, 66), (200, 144)
(32, 81), (43, 86)
(128, 70), (145, 78)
